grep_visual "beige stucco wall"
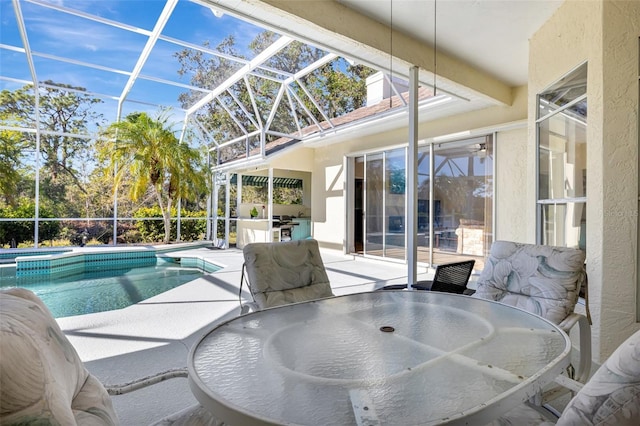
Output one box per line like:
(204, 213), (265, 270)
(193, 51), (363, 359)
(529, 0), (639, 361)
(312, 155), (347, 251)
(270, 147), (315, 171)
(494, 127), (528, 242)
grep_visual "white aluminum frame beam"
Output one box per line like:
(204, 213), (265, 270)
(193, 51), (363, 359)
(407, 66), (419, 286)
(186, 36), (293, 115)
(13, 0), (41, 247)
(119, 0), (178, 104)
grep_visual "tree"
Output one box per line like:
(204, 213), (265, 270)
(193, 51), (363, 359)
(98, 111), (209, 243)
(0, 81), (104, 215)
(0, 128), (25, 206)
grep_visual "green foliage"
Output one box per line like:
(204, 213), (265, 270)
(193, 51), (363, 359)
(134, 206), (174, 242)
(0, 83), (212, 245)
(120, 229), (142, 245)
(133, 206), (206, 243)
(241, 185), (267, 205)
(215, 208), (226, 239)
(180, 210), (207, 241)
(98, 110), (209, 243)
(0, 128), (26, 205)
(250, 206), (258, 217)
(273, 187), (302, 205)
(57, 220), (115, 246)
(0, 37), (374, 246)
(239, 183), (303, 205)
(0, 81), (104, 213)
(39, 220), (60, 244)
(0, 200), (60, 247)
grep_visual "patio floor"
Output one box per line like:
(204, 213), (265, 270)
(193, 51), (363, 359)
(57, 245), (434, 425)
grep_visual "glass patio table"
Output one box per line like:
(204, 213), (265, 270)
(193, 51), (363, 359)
(188, 291), (571, 426)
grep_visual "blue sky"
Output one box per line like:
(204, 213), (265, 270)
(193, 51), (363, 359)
(1, 0), (267, 125)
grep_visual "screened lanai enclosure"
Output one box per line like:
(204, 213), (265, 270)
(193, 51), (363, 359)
(0, 0), (384, 247)
(1, 0), (492, 274)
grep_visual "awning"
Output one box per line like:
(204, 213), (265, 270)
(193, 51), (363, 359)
(230, 175), (303, 189)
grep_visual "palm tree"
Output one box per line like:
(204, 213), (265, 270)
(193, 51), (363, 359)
(99, 111), (208, 243)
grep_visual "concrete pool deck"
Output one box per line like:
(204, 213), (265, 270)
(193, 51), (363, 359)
(56, 245), (430, 425)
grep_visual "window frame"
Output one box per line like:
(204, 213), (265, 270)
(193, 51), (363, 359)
(536, 63), (588, 248)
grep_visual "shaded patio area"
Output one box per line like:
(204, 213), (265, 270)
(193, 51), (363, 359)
(56, 245), (435, 424)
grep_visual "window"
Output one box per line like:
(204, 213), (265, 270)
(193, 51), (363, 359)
(537, 63), (587, 249)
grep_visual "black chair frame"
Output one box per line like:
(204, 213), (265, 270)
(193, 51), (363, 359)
(380, 260), (475, 294)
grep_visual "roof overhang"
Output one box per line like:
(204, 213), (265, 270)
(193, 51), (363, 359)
(212, 0), (513, 106)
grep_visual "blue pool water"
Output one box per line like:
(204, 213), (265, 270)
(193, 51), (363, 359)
(1, 263), (206, 318)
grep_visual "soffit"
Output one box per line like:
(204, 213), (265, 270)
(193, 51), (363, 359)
(337, 0), (564, 87)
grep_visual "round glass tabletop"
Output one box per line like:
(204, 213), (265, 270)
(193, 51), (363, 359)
(189, 291), (570, 425)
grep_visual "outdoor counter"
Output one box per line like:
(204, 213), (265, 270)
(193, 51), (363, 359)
(235, 219), (277, 249)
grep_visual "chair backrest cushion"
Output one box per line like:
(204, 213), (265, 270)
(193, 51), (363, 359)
(0, 288), (118, 425)
(557, 330), (640, 426)
(243, 239), (334, 309)
(474, 240), (586, 324)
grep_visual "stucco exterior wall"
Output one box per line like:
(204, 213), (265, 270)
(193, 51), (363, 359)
(312, 153), (347, 251)
(600, 0), (640, 355)
(494, 127), (528, 242)
(270, 147), (315, 171)
(529, 0), (639, 360)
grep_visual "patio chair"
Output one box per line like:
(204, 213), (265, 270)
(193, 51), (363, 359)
(473, 240), (592, 384)
(240, 239), (334, 312)
(379, 259), (475, 294)
(0, 288), (222, 426)
(487, 328), (640, 425)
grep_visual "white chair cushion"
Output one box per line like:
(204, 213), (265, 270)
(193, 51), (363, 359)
(243, 239), (334, 309)
(0, 288), (118, 425)
(474, 241), (585, 325)
(557, 330), (640, 426)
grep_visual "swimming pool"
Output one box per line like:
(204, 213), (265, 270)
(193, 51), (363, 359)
(1, 262), (207, 318)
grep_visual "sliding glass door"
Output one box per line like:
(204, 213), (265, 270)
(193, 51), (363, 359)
(353, 135), (493, 268)
(384, 149), (406, 258)
(364, 153), (384, 255)
(427, 137), (493, 265)
(360, 149), (407, 261)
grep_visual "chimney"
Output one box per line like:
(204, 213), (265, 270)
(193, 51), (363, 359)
(366, 72), (409, 106)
